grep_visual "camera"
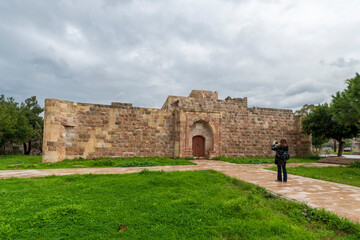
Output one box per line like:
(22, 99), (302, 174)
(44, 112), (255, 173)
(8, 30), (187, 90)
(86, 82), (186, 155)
(275, 142), (278, 144)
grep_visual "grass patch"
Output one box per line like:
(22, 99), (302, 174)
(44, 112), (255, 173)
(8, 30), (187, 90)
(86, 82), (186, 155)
(266, 166), (360, 188)
(0, 155), (194, 170)
(1, 171), (359, 239)
(212, 156), (274, 164)
(293, 155), (321, 160)
(212, 156), (319, 164)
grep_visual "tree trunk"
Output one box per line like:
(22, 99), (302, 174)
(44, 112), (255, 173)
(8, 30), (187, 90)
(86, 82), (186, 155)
(333, 139), (337, 152)
(1, 144), (5, 155)
(23, 141), (32, 155)
(26, 141), (31, 155)
(337, 140), (345, 157)
(23, 142), (27, 155)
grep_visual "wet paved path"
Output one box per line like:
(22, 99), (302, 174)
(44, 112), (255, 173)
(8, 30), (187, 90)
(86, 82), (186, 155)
(1, 160), (359, 223)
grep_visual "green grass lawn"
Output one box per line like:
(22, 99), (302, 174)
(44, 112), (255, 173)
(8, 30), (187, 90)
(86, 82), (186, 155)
(266, 166), (360, 187)
(1, 171), (359, 239)
(0, 155), (195, 170)
(212, 155), (320, 164)
(0, 155), (321, 170)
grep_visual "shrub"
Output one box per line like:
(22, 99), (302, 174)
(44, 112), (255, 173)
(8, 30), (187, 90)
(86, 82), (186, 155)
(349, 161), (360, 168)
(92, 159), (115, 167)
(118, 161), (155, 167)
(295, 155), (320, 160)
(11, 145), (20, 154)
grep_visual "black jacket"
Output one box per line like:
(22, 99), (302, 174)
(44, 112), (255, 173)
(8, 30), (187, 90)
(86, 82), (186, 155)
(271, 144), (289, 165)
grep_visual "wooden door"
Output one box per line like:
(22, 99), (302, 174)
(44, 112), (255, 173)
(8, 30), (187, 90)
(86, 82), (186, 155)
(192, 136), (205, 157)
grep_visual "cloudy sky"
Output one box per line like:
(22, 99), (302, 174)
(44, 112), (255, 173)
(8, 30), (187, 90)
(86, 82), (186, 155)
(0, 0), (359, 111)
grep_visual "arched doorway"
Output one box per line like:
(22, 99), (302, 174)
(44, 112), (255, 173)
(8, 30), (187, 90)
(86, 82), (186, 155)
(189, 120), (214, 158)
(192, 135), (205, 157)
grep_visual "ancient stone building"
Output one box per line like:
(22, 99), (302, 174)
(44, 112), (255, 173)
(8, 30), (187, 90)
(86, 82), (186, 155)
(42, 90), (312, 162)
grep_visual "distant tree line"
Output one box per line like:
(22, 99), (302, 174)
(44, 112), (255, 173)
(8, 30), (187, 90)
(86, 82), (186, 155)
(296, 73), (360, 156)
(0, 95), (43, 155)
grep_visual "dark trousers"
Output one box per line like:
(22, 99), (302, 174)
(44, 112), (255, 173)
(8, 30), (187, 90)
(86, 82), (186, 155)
(277, 164), (287, 182)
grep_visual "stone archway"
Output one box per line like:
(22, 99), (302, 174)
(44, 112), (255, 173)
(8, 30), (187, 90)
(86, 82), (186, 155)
(189, 121), (214, 158)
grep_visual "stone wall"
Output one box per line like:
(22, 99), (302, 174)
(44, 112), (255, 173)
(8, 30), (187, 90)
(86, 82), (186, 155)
(43, 99), (174, 162)
(221, 108), (304, 157)
(43, 90), (312, 162)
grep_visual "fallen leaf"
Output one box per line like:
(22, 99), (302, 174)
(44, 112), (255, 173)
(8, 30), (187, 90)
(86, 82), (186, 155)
(119, 225), (128, 232)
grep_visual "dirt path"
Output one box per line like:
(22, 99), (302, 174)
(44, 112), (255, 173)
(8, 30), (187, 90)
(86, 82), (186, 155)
(1, 160), (359, 223)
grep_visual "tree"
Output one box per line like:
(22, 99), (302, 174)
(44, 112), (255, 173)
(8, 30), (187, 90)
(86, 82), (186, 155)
(302, 103), (359, 157)
(295, 103), (328, 153)
(294, 104), (316, 116)
(0, 96), (34, 153)
(0, 95), (42, 155)
(14, 110), (34, 150)
(312, 136), (329, 154)
(0, 104), (15, 150)
(20, 96), (44, 155)
(332, 73), (360, 128)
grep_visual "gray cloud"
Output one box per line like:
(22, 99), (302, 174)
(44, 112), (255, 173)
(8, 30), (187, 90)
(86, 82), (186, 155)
(331, 57), (359, 68)
(0, 0), (359, 111)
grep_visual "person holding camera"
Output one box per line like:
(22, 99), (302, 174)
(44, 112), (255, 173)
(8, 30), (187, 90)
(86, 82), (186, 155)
(271, 139), (289, 182)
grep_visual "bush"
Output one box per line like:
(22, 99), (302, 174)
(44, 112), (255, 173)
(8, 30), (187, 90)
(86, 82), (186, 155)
(11, 145), (20, 154)
(348, 161), (360, 168)
(118, 161), (155, 167)
(295, 155), (321, 160)
(92, 159), (115, 167)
